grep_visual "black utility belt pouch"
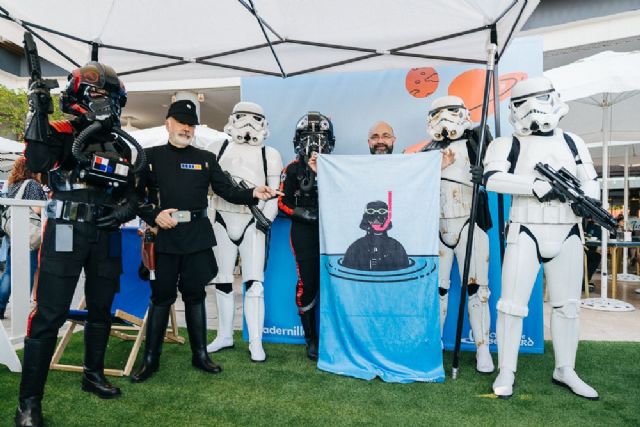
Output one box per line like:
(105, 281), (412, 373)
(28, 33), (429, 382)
(55, 223), (73, 252)
(78, 153), (130, 188)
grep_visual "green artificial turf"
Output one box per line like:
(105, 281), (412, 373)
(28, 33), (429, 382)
(1, 332), (638, 426)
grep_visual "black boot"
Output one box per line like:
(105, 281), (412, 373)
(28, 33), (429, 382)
(185, 301), (222, 374)
(15, 337), (57, 427)
(131, 304), (171, 383)
(0, 307), (5, 319)
(81, 322), (121, 399)
(300, 309), (318, 361)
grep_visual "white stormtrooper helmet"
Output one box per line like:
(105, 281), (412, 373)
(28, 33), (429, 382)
(224, 101), (270, 146)
(427, 96), (472, 141)
(508, 77), (568, 136)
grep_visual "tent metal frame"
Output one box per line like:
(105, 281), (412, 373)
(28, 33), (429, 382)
(0, 0), (528, 78)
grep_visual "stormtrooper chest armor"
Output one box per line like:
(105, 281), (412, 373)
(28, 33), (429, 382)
(215, 142), (266, 214)
(440, 138), (473, 219)
(510, 131), (579, 224)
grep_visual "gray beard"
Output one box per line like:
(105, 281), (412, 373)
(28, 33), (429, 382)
(170, 134), (193, 147)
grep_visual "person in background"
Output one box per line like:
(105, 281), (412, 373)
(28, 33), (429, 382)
(367, 121), (396, 154)
(0, 157), (46, 320)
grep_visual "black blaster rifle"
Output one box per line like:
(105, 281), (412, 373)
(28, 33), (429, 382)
(223, 172), (272, 234)
(23, 32), (59, 143)
(534, 162), (617, 233)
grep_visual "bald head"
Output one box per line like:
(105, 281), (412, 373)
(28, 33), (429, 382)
(367, 121), (396, 154)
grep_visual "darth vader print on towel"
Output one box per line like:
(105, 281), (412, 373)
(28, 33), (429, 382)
(342, 193), (410, 271)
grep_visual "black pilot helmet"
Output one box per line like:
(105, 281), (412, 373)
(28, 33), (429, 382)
(292, 111), (336, 157)
(60, 62), (127, 126)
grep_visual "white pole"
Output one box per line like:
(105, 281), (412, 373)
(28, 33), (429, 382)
(600, 95), (610, 299)
(623, 145), (630, 274)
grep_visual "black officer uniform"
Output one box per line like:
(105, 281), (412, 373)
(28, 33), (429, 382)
(131, 100), (258, 383)
(18, 62), (140, 427)
(278, 158), (320, 359)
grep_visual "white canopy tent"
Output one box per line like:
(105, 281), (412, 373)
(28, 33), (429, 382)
(546, 50), (640, 312)
(0, 136), (25, 153)
(0, 136), (23, 182)
(0, 0), (537, 81)
(0, 0), (542, 373)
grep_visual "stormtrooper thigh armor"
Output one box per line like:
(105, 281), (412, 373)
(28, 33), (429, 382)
(439, 216), (493, 373)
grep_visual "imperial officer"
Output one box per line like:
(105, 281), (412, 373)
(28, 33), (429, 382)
(131, 100), (279, 382)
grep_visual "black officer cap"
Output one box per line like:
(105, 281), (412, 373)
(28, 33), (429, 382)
(166, 100), (199, 125)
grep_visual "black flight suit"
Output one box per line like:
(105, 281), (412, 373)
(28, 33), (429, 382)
(278, 158), (320, 358)
(20, 119), (136, 414)
(132, 142), (257, 382)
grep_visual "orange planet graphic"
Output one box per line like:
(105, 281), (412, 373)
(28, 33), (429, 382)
(448, 70), (528, 122)
(405, 67), (439, 98)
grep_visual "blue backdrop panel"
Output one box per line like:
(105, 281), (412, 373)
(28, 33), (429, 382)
(244, 37), (545, 355)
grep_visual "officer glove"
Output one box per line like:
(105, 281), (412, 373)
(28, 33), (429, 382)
(96, 203), (137, 229)
(292, 207), (318, 224)
(470, 165), (484, 185)
(532, 179), (566, 203)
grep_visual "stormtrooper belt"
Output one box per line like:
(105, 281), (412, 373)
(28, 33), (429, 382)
(171, 209), (208, 223)
(46, 200), (108, 223)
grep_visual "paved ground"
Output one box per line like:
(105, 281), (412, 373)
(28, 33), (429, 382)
(3, 271), (640, 346)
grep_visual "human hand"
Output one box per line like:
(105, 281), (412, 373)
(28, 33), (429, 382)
(308, 152), (318, 173)
(441, 148), (455, 170)
(155, 208), (178, 229)
(253, 186), (283, 201)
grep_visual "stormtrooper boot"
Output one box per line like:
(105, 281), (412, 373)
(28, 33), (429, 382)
(468, 291), (494, 373)
(245, 282), (266, 362)
(207, 288), (235, 353)
(492, 312), (522, 399)
(550, 303), (598, 400)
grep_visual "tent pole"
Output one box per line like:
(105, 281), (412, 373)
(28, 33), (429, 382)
(600, 95), (610, 299)
(493, 62), (506, 262)
(623, 145), (630, 274)
(452, 42), (497, 380)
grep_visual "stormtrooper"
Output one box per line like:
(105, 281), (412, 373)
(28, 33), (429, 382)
(422, 95), (494, 373)
(206, 102), (282, 362)
(483, 77), (599, 399)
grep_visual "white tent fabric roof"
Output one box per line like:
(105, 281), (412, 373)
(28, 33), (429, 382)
(0, 0), (538, 82)
(544, 51), (640, 102)
(545, 51), (640, 164)
(0, 136), (25, 153)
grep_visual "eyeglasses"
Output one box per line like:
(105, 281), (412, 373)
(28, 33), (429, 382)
(365, 208), (388, 215)
(368, 133), (394, 142)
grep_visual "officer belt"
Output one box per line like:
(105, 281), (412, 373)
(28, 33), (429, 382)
(172, 209), (208, 223)
(46, 200), (106, 223)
